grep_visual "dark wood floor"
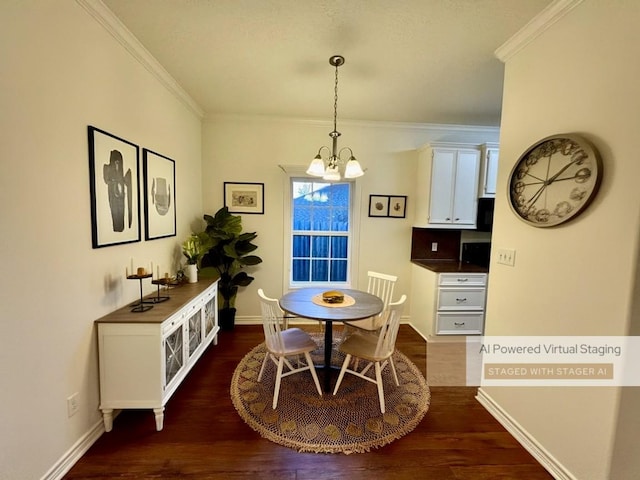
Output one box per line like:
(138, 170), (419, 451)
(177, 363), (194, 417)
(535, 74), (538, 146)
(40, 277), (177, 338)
(64, 325), (553, 480)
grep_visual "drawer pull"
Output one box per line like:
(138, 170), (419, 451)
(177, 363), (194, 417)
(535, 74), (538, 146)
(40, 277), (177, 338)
(456, 298), (468, 302)
(457, 278), (468, 282)
(454, 322), (466, 326)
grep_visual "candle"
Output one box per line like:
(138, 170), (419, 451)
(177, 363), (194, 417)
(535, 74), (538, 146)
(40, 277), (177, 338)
(157, 265), (160, 279)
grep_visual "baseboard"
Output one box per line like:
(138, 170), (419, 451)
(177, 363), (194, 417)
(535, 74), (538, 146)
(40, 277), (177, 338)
(475, 388), (577, 480)
(41, 419), (105, 480)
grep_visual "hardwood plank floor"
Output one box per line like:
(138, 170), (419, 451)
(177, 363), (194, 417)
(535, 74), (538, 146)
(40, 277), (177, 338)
(64, 325), (553, 480)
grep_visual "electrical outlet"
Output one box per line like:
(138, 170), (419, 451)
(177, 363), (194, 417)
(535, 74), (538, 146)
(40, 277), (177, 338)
(431, 242), (438, 252)
(67, 393), (79, 417)
(497, 248), (516, 266)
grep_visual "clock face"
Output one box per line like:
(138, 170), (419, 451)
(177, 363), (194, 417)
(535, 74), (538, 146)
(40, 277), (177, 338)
(508, 134), (602, 227)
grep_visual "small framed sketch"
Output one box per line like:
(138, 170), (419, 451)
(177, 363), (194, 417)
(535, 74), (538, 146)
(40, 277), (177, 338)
(389, 195), (407, 218)
(88, 126), (141, 248)
(369, 195), (389, 217)
(143, 149), (176, 240)
(224, 182), (264, 214)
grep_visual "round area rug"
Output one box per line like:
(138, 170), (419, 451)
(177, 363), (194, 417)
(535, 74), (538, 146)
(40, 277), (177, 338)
(230, 332), (430, 454)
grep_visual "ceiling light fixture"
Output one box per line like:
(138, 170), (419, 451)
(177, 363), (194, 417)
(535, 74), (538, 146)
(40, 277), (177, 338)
(306, 55), (364, 181)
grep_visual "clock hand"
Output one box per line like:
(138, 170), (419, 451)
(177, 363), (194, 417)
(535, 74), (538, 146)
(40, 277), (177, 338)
(547, 157), (583, 184)
(526, 183), (547, 206)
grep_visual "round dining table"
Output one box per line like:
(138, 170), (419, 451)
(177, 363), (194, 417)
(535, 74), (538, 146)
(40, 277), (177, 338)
(279, 287), (384, 392)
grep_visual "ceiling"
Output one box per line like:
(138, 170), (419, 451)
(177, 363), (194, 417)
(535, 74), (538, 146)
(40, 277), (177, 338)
(103, 0), (551, 126)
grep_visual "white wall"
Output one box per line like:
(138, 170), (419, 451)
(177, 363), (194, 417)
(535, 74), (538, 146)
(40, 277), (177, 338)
(0, 2), (203, 479)
(484, 1), (640, 479)
(201, 116), (499, 320)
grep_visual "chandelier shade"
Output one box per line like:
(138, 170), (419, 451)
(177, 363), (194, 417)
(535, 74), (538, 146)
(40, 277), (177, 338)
(306, 55), (364, 181)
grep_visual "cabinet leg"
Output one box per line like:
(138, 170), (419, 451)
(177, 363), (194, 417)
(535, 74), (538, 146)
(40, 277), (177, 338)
(153, 407), (164, 431)
(102, 409), (113, 432)
(213, 333), (218, 346)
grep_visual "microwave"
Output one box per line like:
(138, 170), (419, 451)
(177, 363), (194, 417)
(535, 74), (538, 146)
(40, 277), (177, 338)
(476, 197), (494, 232)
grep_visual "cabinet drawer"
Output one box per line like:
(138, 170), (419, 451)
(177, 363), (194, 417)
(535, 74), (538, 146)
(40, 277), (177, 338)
(438, 288), (485, 310)
(436, 312), (484, 335)
(439, 273), (486, 287)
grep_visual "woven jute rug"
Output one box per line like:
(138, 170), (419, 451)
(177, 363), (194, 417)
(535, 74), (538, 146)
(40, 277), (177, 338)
(230, 332), (430, 454)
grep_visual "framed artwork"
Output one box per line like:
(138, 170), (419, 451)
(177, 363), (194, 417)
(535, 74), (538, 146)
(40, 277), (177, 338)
(368, 195), (389, 217)
(88, 126), (140, 248)
(224, 182), (264, 214)
(389, 195), (407, 218)
(143, 149), (176, 240)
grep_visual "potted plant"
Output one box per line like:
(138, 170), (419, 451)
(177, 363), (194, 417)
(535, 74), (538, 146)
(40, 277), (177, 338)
(200, 207), (262, 330)
(181, 232), (212, 283)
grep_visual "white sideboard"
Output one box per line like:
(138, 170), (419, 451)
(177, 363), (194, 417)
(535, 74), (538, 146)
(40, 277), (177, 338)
(95, 278), (219, 431)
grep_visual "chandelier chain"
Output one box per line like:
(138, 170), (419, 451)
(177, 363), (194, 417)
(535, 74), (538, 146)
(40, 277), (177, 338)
(333, 62), (339, 133)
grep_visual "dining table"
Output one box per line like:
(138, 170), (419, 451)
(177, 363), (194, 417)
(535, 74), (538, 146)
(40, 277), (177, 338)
(279, 287), (384, 392)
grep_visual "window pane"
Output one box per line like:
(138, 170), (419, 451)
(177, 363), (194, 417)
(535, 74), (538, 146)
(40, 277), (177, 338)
(293, 235), (310, 257)
(331, 236), (348, 258)
(292, 259), (310, 281)
(330, 260), (348, 282)
(312, 260), (328, 281)
(331, 207), (349, 231)
(312, 236), (329, 257)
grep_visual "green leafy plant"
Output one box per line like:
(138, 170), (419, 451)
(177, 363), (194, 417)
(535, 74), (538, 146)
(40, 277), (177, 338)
(200, 207), (263, 315)
(182, 232), (212, 266)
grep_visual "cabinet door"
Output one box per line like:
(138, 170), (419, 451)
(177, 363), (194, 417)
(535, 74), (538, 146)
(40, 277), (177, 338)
(204, 294), (217, 337)
(481, 147), (499, 197)
(187, 309), (202, 357)
(164, 324), (184, 388)
(428, 149), (456, 224)
(452, 150), (480, 225)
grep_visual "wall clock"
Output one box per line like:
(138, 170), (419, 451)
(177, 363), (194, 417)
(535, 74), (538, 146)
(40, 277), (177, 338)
(508, 134), (603, 227)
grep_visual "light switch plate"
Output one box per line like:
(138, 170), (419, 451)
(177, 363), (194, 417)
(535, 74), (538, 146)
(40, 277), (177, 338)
(497, 248), (516, 266)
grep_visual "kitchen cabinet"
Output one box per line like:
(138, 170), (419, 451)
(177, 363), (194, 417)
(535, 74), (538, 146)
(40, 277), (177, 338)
(436, 273), (487, 335)
(96, 278), (218, 432)
(415, 143), (481, 229)
(410, 264), (487, 338)
(480, 143), (499, 197)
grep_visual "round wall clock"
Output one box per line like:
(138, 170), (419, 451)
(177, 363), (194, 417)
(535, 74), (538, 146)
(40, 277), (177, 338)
(508, 134), (603, 227)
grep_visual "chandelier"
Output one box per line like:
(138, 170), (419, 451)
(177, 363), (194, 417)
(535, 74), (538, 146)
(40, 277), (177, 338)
(306, 55), (364, 181)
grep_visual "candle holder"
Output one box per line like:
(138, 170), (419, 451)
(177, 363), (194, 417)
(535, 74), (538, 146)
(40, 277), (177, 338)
(146, 277), (175, 304)
(127, 273), (154, 312)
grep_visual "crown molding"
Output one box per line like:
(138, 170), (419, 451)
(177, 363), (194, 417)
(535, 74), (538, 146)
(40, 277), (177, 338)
(204, 113), (499, 135)
(76, 0), (204, 118)
(495, 0), (584, 63)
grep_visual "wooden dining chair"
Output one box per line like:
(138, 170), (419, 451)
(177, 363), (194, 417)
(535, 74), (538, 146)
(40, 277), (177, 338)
(257, 289), (322, 409)
(343, 271), (398, 333)
(332, 295), (407, 414)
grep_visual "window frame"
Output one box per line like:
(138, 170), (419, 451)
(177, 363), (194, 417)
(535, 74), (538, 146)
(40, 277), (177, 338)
(281, 165), (361, 292)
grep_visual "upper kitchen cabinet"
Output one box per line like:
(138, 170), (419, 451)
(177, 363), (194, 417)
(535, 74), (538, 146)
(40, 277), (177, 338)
(415, 143), (481, 229)
(480, 143), (499, 197)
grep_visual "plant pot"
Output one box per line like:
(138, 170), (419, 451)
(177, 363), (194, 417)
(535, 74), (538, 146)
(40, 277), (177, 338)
(219, 307), (237, 331)
(185, 264), (198, 283)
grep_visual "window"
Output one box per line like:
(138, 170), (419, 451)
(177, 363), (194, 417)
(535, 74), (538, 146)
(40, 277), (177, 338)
(290, 180), (352, 286)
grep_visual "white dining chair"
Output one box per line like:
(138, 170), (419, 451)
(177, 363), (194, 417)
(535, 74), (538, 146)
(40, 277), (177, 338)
(257, 289), (322, 409)
(343, 271), (397, 333)
(332, 295), (406, 414)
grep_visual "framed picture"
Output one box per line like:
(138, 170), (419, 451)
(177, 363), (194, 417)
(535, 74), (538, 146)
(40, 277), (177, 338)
(143, 149), (176, 240)
(389, 195), (407, 218)
(224, 182), (264, 214)
(88, 126), (140, 248)
(368, 195), (389, 217)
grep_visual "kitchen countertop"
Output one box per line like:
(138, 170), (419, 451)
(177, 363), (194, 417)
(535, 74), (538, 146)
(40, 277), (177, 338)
(411, 259), (489, 273)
